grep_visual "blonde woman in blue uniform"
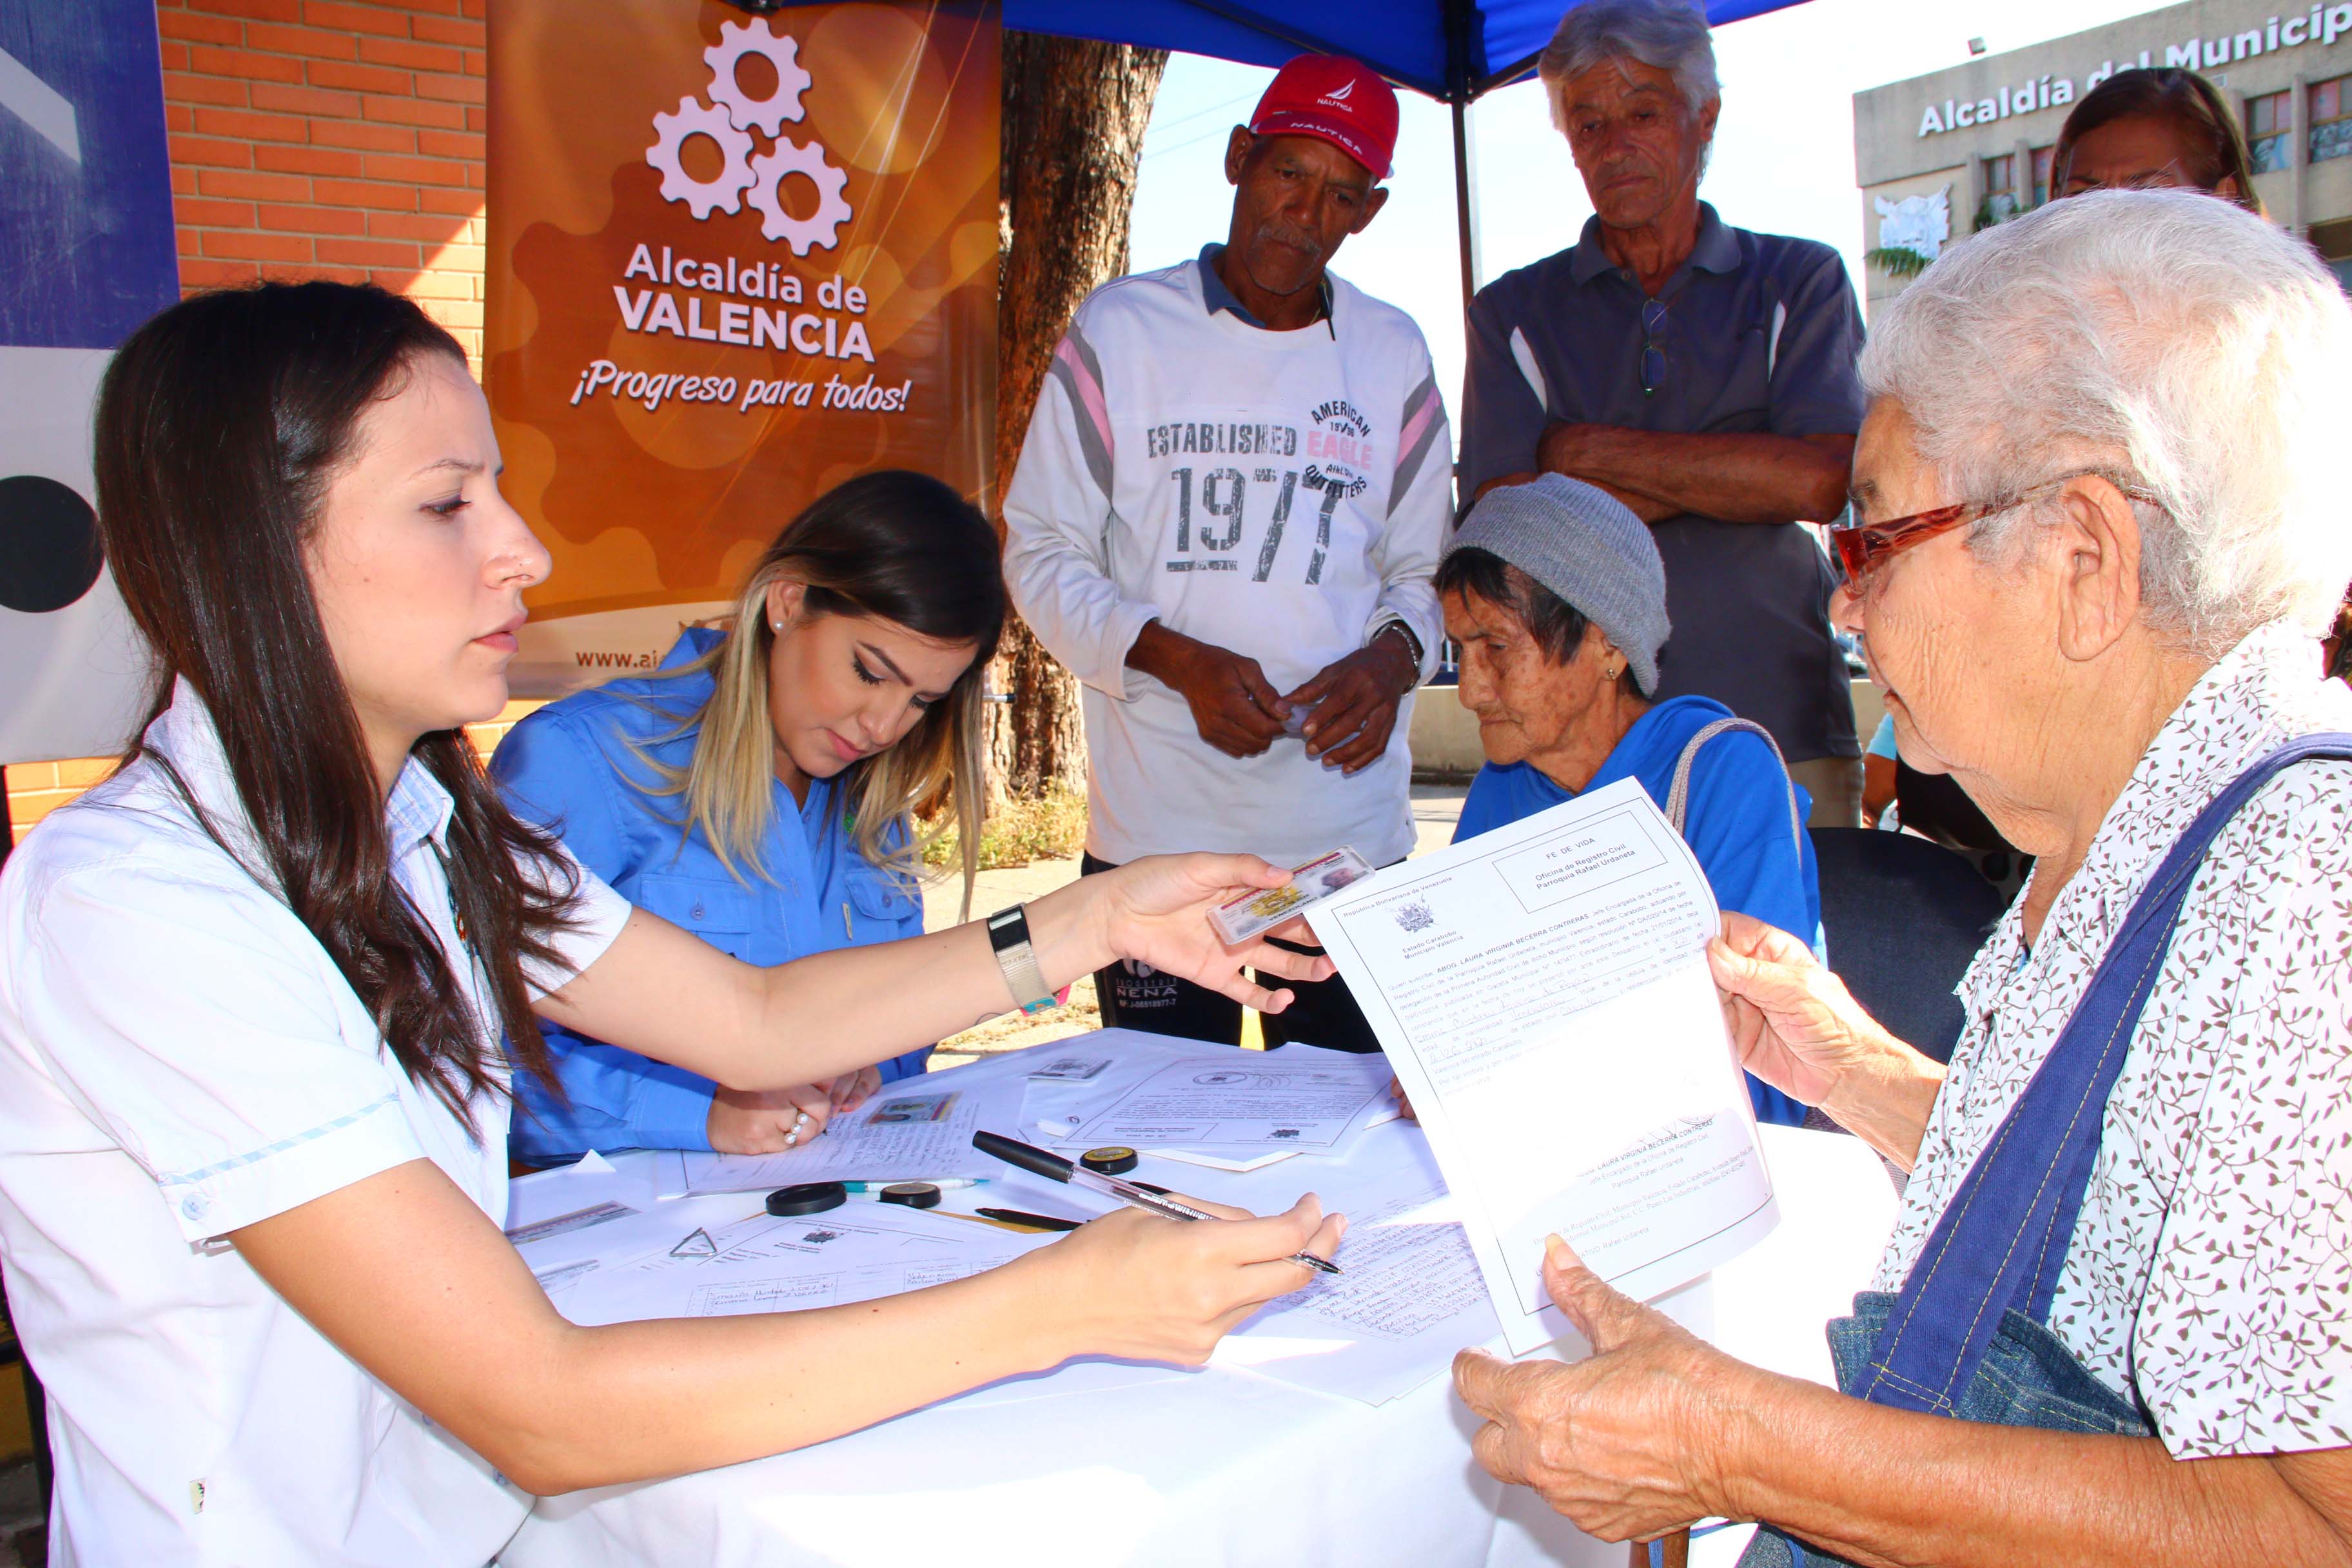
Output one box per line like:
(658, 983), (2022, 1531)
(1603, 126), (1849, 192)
(493, 471), (999, 1159)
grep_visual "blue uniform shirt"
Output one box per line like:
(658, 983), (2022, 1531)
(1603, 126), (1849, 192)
(1454, 695), (1821, 1127)
(491, 629), (931, 1161)
(1460, 204), (1865, 767)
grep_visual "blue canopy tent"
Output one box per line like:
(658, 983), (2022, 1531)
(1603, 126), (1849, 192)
(750, 0), (1812, 308)
(1002, 0), (1802, 99)
(1000, 1), (1812, 311)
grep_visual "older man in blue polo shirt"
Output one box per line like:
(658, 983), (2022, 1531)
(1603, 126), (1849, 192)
(1460, 0), (1867, 825)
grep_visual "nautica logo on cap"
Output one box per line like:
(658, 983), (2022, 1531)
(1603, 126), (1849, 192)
(1321, 79), (1355, 104)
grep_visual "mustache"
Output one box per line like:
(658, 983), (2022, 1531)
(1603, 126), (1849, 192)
(1252, 222), (1322, 255)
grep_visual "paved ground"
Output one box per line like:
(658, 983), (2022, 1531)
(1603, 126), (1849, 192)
(926, 785), (1466, 1064)
(0, 1458), (39, 1567)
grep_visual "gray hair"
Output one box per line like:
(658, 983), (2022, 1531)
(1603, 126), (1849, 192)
(1861, 189), (2352, 655)
(1537, 0), (1721, 128)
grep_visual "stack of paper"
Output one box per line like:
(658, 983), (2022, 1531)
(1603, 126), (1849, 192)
(502, 1057), (1507, 1411)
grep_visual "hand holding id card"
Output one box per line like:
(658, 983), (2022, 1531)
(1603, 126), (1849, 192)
(1207, 847), (1374, 946)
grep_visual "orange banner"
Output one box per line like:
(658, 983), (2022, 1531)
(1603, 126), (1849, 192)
(486, 1), (1000, 692)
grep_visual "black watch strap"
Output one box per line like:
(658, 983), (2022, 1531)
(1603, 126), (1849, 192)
(985, 905), (1055, 1015)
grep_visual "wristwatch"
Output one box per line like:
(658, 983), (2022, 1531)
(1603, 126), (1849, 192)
(985, 905), (1057, 1015)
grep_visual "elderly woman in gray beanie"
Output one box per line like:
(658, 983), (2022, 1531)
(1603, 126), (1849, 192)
(1455, 191), (2352, 1567)
(1441, 471), (1818, 1126)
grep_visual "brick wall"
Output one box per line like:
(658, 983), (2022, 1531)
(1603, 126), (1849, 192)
(462, 699), (547, 770)
(4, 702), (544, 846)
(157, 0), (489, 363)
(3, 0), (502, 844)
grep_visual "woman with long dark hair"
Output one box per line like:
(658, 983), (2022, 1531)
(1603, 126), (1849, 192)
(0, 280), (1342, 1564)
(493, 473), (1006, 1161)
(2053, 66), (2264, 212)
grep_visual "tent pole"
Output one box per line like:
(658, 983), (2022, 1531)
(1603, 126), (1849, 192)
(1450, 95), (1479, 317)
(1442, 0), (1481, 318)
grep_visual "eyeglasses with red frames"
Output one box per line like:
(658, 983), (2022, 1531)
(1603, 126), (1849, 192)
(1829, 471), (2163, 587)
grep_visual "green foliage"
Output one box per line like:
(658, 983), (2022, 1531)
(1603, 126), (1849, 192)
(1865, 245), (1932, 280)
(1973, 193), (2021, 233)
(922, 786), (1089, 872)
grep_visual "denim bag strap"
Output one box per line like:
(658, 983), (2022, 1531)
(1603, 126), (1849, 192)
(1856, 734), (2352, 1416)
(1739, 736), (2352, 1568)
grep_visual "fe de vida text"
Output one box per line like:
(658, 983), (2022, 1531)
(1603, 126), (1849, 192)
(568, 242), (913, 416)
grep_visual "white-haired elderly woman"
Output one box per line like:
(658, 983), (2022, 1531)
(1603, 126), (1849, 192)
(1454, 189), (2352, 1565)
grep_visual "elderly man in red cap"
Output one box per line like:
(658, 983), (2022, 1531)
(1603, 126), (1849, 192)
(1003, 55), (1450, 1052)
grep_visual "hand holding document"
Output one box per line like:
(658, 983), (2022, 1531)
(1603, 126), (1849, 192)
(1305, 779), (1776, 1355)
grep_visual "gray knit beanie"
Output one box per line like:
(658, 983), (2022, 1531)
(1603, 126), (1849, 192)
(1444, 474), (1671, 696)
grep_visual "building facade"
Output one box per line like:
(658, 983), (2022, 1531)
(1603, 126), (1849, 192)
(1853, 0), (2352, 313)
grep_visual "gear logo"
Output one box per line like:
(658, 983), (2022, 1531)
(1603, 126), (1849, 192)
(645, 18), (852, 257)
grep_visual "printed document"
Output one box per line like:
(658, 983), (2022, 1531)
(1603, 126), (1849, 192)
(549, 1202), (1050, 1327)
(677, 1074), (1023, 1193)
(1306, 778), (1776, 1355)
(1048, 1048), (1393, 1152)
(1214, 1136), (1503, 1404)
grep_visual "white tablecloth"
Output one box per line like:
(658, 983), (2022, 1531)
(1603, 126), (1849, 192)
(503, 1050), (1899, 1568)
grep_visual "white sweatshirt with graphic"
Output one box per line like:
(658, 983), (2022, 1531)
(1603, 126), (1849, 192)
(1003, 259), (1451, 867)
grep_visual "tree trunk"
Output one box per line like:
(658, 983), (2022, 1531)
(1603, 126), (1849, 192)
(986, 33), (1168, 801)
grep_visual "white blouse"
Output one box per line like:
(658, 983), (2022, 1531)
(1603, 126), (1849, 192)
(1875, 620), (2352, 1460)
(0, 683), (629, 1565)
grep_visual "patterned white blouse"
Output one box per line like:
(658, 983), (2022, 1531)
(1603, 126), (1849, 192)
(1872, 619), (2352, 1460)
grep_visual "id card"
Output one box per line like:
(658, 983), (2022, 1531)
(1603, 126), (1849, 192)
(1030, 1055), (1113, 1081)
(1208, 847), (1375, 946)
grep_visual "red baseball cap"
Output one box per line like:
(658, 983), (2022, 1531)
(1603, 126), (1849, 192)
(1248, 55), (1398, 181)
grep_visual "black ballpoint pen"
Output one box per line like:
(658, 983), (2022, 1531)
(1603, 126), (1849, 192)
(975, 1206), (1083, 1233)
(971, 1130), (1343, 1275)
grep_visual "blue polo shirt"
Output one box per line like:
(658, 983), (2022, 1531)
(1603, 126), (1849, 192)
(1196, 242), (1332, 329)
(491, 629), (930, 1161)
(1455, 695), (1820, 1127)
(1460, 203), (1865, 767)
